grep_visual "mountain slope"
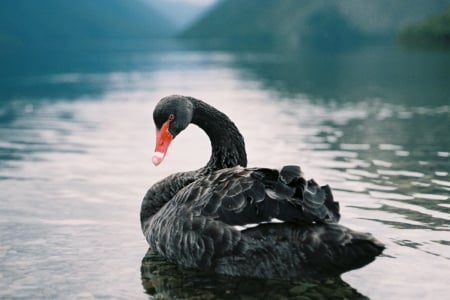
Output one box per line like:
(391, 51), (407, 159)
(0, 0), (175, 44)
(181, 0), (450, 47)
(398, 6), (450, 48)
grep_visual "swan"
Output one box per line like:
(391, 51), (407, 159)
(140, 95), (384, 280)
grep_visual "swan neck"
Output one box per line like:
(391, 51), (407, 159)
(190, 99), (247, 171)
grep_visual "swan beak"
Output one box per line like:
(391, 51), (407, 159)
(152, 120), (173, 166)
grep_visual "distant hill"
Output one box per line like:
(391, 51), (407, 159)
(181, 0), (450, 48)
(0, 0), (175, 45)
(398, 6), (450, 48)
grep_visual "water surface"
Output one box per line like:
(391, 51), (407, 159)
(0, 41), (449, 299)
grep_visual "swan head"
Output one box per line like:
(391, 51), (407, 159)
(152, 95), (194, 165)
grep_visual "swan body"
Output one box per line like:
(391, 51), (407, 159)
(141, 95), (384, 280)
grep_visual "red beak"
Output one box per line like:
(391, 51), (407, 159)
(152, 119), (173, 166)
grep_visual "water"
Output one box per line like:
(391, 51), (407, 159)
(0, 41), (449, 299)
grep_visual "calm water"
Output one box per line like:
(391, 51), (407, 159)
(0, 41), (449, 299)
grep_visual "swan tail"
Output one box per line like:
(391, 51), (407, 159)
(303, 179), (341, 223)
(215, 223), (385, 280)
(301, 223), (385, 276)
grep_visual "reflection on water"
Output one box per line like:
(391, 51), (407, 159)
(224, 46), (449, 106)
(0, 41), (449, 299)
(141, 249), (367, 299)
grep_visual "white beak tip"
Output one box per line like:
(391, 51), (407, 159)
(152, 152), (165, 166)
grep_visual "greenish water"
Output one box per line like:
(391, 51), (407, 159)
(0, 41), (449, 299)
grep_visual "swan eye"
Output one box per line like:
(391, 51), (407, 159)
(168, 114), (175, 121)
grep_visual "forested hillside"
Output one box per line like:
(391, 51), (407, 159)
(182, 0), (450, 47)
(398, 6), (450, 48)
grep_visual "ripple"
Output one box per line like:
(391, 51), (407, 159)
(437, 152), (449, 157)
(411, 181), (431, 187)
(372, 159), (393, 167)
(365, 182), (397, 191)
(339, 143), (371, 150)
(377, 169), (424, 178)
(346, 169), (380, 178)
(381, 200), (450, 222)
(432, 179), (450, 187)
(369, 191), (414, 200)
(379, 144), (403, 150)
(309, 150), (359, 158)
(435, 172), (448, 177)
(412, 193), (449, 201)
(39, 219), (99, 226)
(395, 150), (410, 157)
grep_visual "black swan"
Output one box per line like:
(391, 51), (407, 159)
(141, 95), (384, 280)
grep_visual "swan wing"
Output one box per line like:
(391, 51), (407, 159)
(178, 165), (340, 226)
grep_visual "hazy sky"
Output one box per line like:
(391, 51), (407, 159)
(160, 0), (216, 6)
(143, 0), (218, 28)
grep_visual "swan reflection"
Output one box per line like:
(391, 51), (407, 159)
(141, 249), (368, 299)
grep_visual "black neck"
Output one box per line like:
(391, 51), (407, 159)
(189, 97), (247, 171)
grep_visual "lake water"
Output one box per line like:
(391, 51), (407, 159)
(0, 41), (449, 299)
